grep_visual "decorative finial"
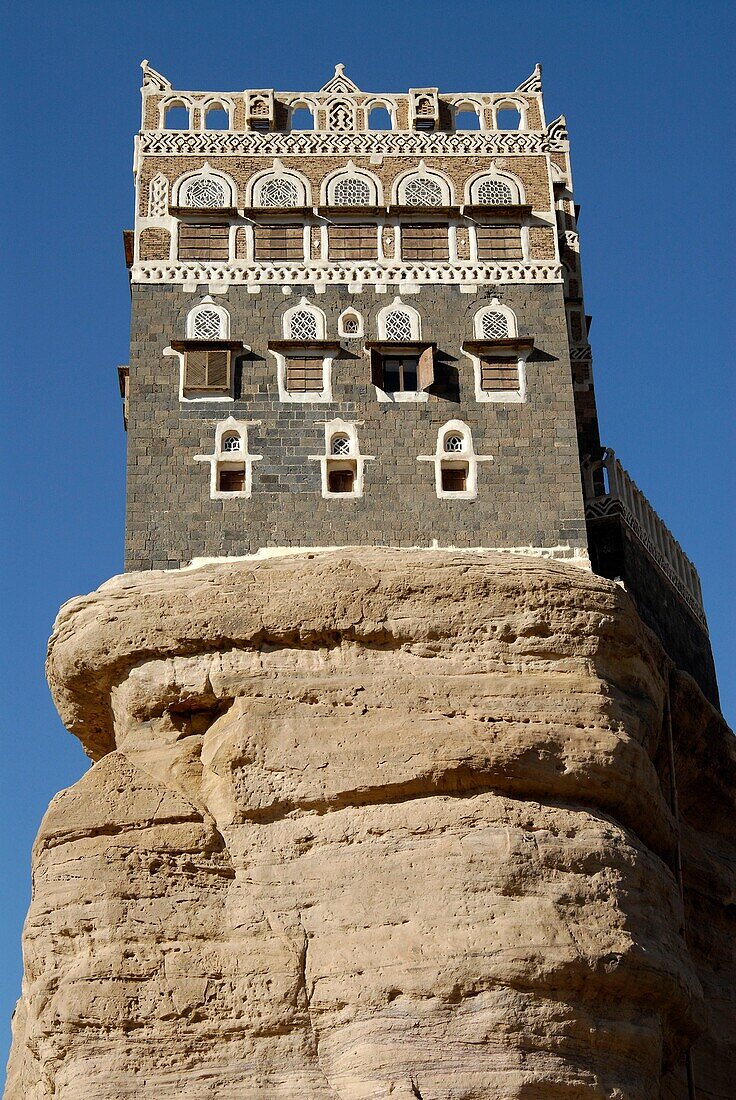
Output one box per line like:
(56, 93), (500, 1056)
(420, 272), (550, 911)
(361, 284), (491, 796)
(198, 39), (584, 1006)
(140, 60), (171, 91)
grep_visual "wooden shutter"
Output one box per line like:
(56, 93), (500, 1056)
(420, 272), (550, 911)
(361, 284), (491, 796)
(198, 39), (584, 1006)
(184, 348), (231, 391)
(417, 345), (435, 391)
(206, 350), (230, 388)
(286, 357), (324, 392)
(475, 226), (522, 260)
(328, 225), (377, 260)
(178, 224), (229, 261)
(218, 468), (245, 492)
(254, 225), (303, 261)
(401, 224), (449, 261)
(369, 348), (384, 388)
(441, 465), (468, 492)
(480, 357), (519, 391)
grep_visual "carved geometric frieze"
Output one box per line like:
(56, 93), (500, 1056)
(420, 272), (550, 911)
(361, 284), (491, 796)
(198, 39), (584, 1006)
(131, 260), (562, 286)
(139, 129), (564, 156)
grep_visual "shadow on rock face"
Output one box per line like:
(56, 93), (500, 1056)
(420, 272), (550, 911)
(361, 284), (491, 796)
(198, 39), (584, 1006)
(7, 549), (733, 1099)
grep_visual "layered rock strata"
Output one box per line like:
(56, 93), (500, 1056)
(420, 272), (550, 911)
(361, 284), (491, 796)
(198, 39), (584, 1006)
(5, 550), (735, 1099)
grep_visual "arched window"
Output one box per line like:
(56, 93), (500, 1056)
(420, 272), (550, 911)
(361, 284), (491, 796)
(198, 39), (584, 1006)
(331, 434), (351, 455)
(477, 178), (514, 205)
(259, 178), (299, 207)
(403, 176), (443, 207)
(183, 176), (227, 208)
(481, 311), (510, 339)
(496, 105), (522, 130)
(192, 308), (223, 340)
(444, 432), (465, 452)
(186, 298), (230, 341)
(204, 105), (230, 130)
(368, 106), (392, 130)
(164, 103), (190, 129)
(455, 109), (480, 131)
(384, 309), (413, 341)
(221, 432), (241, 452)
(333, 176), (371, 205)
(289, 308), (319, 341)
(290, 107), (315, 130)
(339, 309), (362, 337)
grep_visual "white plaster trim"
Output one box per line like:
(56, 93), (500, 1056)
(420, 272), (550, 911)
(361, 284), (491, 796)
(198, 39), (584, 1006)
(392, 161), (455, 206)
(308, 418), (374, 498)
(165, 346), (235, 404)
(468, 352), (528, 404)
(282, 296), (326, 339)
(473, 298), (518, 338)
(186, 295), (230, 339)
(270, 348), (335, 404)
(320, 160), (383, 205)
(193, 417), (262, 498)
(417, 419), (493, 499)
(338, 307), (364, 338)
(247, 159), (311, 207)
(133, 260), (562, 286)
(464, 166), (525, 205)
(139, 130), (564, 157)
(377, 297), (421, 339)
(171, 162), (237, 207)
(177, 545), (592, 571)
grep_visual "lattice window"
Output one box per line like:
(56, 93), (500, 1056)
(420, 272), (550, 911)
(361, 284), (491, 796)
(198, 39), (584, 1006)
(333, 177), (371, 205)
(404, 177), (443, 207)
(476, 179), (514, 205)
(192, 308), (223, 340)
(331, 435), (351, 455)
(444, 434), (464, 453)
(384, 309), (413, 341)
(342, 314), (359, 334)
(289, 309), (319, 341)
(259, 178), (299, 207)
(148, 174), (169, 217)
(184, 177), (227, 208)
(329, 100), (353, 131)
(222, 433), (241, 452)
(481, 311), (510, 339)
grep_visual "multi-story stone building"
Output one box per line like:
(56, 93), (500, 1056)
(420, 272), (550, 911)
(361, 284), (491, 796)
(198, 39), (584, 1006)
(121, 60), (718, 702)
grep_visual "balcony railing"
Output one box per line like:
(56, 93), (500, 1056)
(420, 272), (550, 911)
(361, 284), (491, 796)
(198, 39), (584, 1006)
(582, 449), (706, 629)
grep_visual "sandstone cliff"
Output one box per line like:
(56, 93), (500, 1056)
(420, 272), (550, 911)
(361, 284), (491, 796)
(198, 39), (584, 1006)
(5, 550), (735, 1098)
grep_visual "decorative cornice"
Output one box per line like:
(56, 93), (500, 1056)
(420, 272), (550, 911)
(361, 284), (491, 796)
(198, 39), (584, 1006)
(139, 129), (565, 156)
(131, 260), (562, 286)
(320, 63), (361, 94)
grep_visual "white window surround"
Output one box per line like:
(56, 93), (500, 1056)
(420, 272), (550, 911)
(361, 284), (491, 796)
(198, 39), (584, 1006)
(172, 163), (236, 208)
(377, 298), (421, 340)
(282, 297), (326, 339)
(492, 97), (529, 129)
(474, 300), (518, 339)
(321, 161), (383, 206)
(393, 162), (454, 207)
(193, 417), (262, 499)
(164, 344), (248, 405)
(417, 420), (493, 500)
(159, 97), (194, 129)
(186, 296), (230, 339)
(272, 299), (333, 403)
(248, 160), (311, 207)
(466, 298), (528, 404)
(202, 99), (235, 130)
(464, 168), (525, 206)
(363, 98), (397, 130)
(309, 419), (374, 499)
(338, 307), (364, 338)
(373, 298), (427, 403)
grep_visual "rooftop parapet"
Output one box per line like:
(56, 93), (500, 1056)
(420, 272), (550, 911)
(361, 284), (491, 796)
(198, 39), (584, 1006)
(138, 60), (559, 140)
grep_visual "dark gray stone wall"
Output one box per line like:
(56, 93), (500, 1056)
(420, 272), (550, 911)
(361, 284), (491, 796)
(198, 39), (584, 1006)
(124, 282), (588, 569)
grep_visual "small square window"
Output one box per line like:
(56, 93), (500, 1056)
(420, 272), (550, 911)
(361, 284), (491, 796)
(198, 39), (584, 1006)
(441, 464), (468, 492)
(218, 468), (245, 492)
(328, 468), (355, 494)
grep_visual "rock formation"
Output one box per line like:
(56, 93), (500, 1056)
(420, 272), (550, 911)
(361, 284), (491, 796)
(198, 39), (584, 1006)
(5, 550), (735, 1098)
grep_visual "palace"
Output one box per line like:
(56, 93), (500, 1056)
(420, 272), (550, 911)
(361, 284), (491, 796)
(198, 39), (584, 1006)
(120, 61), (717, 702)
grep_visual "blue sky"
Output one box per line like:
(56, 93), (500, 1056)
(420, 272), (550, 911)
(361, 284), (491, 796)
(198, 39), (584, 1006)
(1, 0), (733, 1080)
